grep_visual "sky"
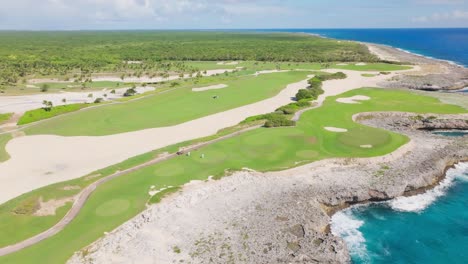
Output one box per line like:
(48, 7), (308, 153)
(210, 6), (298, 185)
(0, 0), (467, 30)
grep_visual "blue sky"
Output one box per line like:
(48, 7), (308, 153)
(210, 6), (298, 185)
(1, 0), (467, 30)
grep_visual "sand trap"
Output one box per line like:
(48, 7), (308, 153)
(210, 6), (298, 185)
(253, 70), (290, 77)
(0, 86), (155, 114)
(0, 68), (411, 203)
(336, 95), (371, 104)
(360, 145), (373, 149)
(192, 84), (228, 92)
(25, 85), (38, 88)
(216, 61), (239, 65)
(0, 74), (316, 204)
(324, 127), (348, 133)
(336, 63), (348, 66)
(33, 196), (74, 216)
(355, 63), (367, 66)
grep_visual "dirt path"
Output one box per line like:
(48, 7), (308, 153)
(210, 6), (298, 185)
(0, 125), (261, 257)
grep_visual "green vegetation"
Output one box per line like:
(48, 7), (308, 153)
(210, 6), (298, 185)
(1, 88), (465, 264)
(18, 104), (92, 125)
(0, 31), (378, 90)
(295, 72), (346, 101)
(0, 113), (12, 125)
(362, 73), (378, 77)
(25, 71), (311, 136)
(0, 134), (12, 162)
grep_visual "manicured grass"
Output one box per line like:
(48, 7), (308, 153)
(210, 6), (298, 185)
(25, 71), (311, 136)
(333, 63), (411, 71)
(0, 113), (12, 125)
(1, 88), (465, 264)
(0, 134), (12, 162)
(18, 104), (93, 125)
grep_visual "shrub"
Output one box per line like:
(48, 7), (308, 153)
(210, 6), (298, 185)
(94, 98), (103, 103)
(296, 89), (314, 101)
(123, 88), (137, 97)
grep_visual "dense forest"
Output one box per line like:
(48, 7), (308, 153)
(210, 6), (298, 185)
(0, 31), (378, 88)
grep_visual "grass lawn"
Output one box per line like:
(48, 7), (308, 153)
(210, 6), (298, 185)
(0, 134), (12, 162)
(0, 113), (12, 125)
(18, 104), (94, 125)
(1, 88), (465, 264)
(25, 71), (311, 136)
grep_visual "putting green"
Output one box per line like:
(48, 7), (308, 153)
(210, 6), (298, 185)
(2, 88), (466, 264)
(337, 127), (391, 148)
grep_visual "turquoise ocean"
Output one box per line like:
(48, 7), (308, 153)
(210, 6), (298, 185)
(260, 28), (468, 263)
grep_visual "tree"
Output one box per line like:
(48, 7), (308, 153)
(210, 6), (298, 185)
(42, 100), (53, 111)
(123, 88), (137, 97)
(62, 98), (67, 103)
(40, 84), (50, 92)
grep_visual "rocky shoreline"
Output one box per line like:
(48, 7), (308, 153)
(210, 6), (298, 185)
(68, 112), (468, 264)
(366, 43), (468, 91)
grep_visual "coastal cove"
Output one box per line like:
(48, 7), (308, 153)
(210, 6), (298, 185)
(332, 162), (468, 264)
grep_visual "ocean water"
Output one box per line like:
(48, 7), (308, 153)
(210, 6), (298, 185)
(331, 163), (468, 264)
(432, 130), (468, 137)
(262, 28), (468, 67)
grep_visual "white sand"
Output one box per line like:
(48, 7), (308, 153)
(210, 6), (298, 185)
(336, 63), (348, 66)
(0, 75), (314, 204)
(192, 84), (228, 92)
(355, 63), (367, 66)
(366, 44), (399, 62)
(216, 61), (239, 65)
(29, 69), (235, 84)
(324, 127), (348, 133)
(0, 67), (411, 204)
(360, 145), (373, 148)
(336, 95), (371, 104)
(0, 87), (155, 114)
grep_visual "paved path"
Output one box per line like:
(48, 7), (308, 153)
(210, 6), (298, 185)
(0, 125), (261, 257)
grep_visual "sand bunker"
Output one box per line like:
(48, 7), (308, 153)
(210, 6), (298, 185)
(0, 75), (316, 204)
(33, 196), (74, 216)
(355, 63), (367, 66)
(336, 95), (371, 104)
(0, 86), (155, 114)
(192, 84), (228, 92)
(360, 145), (373, 149)
(216, 61), (239, 65)
(336, 63), (348, 66)
(324, 127), (348, 133)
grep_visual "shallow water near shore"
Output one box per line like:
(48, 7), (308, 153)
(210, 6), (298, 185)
(257, 28), (468, 67)
(331, 163), (468, 264)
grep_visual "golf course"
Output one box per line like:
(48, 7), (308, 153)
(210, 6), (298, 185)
(0, 30), (466, 264)
(0, 85), (466, 263)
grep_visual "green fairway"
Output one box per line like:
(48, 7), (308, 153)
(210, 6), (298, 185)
(1, 88), (465, 264)
(0, 134), (12, 162)
(18, 104), (93, 125)
(0, 113), (12, 125)
(25, 71), (311, 136)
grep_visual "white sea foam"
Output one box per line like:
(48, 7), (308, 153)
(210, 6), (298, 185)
(389, 162), (468, 212)
(331, 209), (370, 262)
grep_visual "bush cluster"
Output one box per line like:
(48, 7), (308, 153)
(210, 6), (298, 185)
(295, 72), (347, 101)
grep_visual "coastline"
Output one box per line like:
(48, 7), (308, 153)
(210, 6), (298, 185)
(68, 112), (468, 264)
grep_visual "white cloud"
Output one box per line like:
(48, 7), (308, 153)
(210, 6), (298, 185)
(412, 9), (468, 22)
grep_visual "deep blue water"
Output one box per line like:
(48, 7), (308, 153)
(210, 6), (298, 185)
(331, 163), (468, 264)
(260, 28), (468, 67)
